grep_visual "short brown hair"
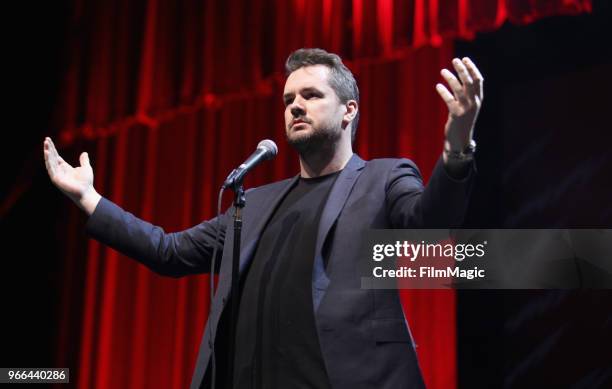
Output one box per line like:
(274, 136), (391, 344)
(285, 48), (360, 142)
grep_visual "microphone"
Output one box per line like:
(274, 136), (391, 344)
(223, 139), (278, 189)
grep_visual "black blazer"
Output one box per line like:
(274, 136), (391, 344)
(86, 154), (474, 389)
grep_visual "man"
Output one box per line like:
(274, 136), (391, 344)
(44, 48), (483, 388)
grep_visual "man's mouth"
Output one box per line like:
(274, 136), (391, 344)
(291, 119), (309, 128)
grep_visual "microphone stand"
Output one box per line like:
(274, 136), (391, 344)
(217, 139), (277, 387)
(224, 180), (245, 389)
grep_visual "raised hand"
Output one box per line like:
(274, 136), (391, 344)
(43, 137), (101, 215)
(435, 57), (484, 151)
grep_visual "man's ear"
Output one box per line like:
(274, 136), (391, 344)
(343, 100), (358, 124)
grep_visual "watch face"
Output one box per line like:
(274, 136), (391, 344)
(467, 139), (477, 153)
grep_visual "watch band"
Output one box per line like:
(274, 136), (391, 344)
(444, 139), (476, 162)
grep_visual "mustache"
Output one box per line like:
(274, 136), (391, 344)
(289, 117), (312, 127)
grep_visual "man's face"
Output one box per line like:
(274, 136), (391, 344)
(283, 65), (347, 153)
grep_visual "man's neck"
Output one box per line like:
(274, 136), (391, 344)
(298, 142), (353, 178)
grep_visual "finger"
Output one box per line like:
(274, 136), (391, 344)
(462, 57), (484, 99)
(452, 58), (473, 88)
(79, 152), (91, 167)
(44, 149), (54, 178)
(43, 138), (50, 161)
(44, 138), (59, 175)
(462, 57), (483, 82)
(49, 139), (68, 167)
(47, 137), (59, 161)
(44, 138), (53, 158)
(435, 83), (455, 106)
(441, 69), (469, 105)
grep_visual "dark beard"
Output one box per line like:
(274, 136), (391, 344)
(286, 126), (342, 156)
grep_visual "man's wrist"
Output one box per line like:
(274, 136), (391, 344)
(442, 139), (475, 178)
(443, 139), (476, 162)
(77, 187), (102, 216)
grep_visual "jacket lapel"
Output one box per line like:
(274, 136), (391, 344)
(312, 154), (365, 311)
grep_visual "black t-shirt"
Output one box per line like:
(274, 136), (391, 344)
(233, 172), (340, 389)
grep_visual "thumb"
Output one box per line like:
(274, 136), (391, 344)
(79, 152), (91, 167)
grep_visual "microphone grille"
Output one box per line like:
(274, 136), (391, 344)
(257, 139), (278, 158)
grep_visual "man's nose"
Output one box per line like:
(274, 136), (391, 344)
(290, 104), (305, 118)
(288, 95), (306, 117)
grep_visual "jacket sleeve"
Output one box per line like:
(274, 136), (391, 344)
(85, 197), (227, 277)
(385, 156), (475, 228)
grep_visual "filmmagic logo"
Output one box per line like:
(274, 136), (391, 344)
(371, 241), (488, 281)
(372, 266), (485, 280)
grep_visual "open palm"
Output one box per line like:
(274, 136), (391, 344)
(435, 57), (484, 150)
(43, 137), (93, 200)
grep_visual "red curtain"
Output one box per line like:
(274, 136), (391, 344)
(52, 1), (591, 388)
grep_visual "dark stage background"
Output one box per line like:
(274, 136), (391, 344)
(1, 0), (610, 388)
